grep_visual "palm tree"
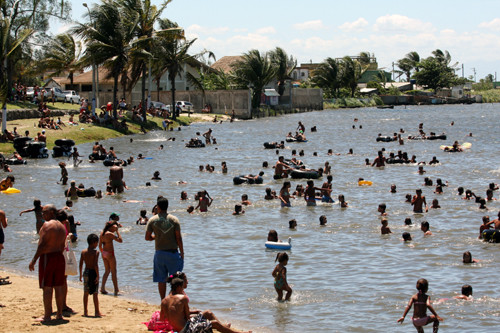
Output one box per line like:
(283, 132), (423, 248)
(269, 47), (296, 96)
(152, 18), (209, 120)
(39, 33), (81, 90)
(311, 57), (340, 98)
(339, 56), (363, 97)
(73, 0), (135, 119)
(119, 0), (170, 121)
(0, 0), (33, 131)
(232, 49), (276, 109)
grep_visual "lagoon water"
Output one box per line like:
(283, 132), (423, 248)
(1, 104), (500, 332)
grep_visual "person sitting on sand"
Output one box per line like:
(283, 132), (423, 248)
(160, 277), (250, 333)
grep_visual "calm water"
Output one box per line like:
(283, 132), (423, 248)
(1, 104), (500, 332)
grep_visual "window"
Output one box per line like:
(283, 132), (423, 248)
(301, 72), (305, 77)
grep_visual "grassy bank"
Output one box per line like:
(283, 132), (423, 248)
(0, 114), (199, 155)
(324, 96), (383, 109)
(473, 89), (500, 103)
(6, 101), (81, 110)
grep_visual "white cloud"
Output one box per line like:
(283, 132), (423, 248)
(338, 18), (369, 32)
(478, 18), (500, 31)
(373, 14), (434, 33)
(293, 20), (326, 31)
(256, 26), (276, 35)
(186, 24), (230, 35)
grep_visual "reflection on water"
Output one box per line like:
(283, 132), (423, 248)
(1, 104), (500, 332)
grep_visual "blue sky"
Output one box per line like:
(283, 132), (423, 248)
(62, 0), (500, 80)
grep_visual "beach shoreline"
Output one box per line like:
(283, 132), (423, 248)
(0, 269), (158, 332)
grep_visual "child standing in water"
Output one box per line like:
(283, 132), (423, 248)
(397, 278), (443, 332)
(272, 252), (292, 301)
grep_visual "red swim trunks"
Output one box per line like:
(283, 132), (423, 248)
(39, 252), (65, 288)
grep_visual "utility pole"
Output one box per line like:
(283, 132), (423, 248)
(462, 64), (464, 78)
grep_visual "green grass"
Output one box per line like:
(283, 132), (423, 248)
(473, 89), (500, 103)
(324, 97), (382, 109)
(0, 114), (198, 155)
(5, 101), (81, 110)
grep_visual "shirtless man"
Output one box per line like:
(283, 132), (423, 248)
(371, 151), (386, 168)
(274, 156), (292, 179)
(28, 205), (67, 322)
(411, 189), (428, 213)
(490, 211), (500, 229)
(161, 278), (251, 333)
(195, 191), (213, 212)
(92, 142), (100, 155)
(304, 180), (320, 206)
(107, 146), (117, 159)
(109, 165), (124, 193)
(203, 128), (212, 145)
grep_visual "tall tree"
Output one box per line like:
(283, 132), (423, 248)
(74, 0), (135, 119)
(152, 18), (200, 120)
(413, 57), (456, 92)
(339, 56), (363, 97)
(396, 51), (420, 82)
(311, 57), (340, 98)
(39, 33), (81, 90)
(119, 0), (170, 122)
(269, 47), (296, 96)
(232, 49), (276, 109)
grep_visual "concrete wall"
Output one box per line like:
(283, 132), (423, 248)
(291, 88), (323, 110)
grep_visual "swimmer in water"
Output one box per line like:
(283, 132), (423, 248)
(397, 278), (443, 331)
(381, 219), (392, 234)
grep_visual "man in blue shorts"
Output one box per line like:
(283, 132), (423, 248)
(145, 197), (184, 300)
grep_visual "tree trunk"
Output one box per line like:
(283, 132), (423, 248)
(141, 65), (147, 122)
(113, 74), (118, 119)
(156, 78), (160, 101)
(171, 77), (176, 120)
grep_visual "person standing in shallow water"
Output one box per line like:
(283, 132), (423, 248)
(412, 189), (428, 213)
(145, 197), (184, 300)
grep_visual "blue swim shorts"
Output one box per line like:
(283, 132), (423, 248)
(153, 250), (184, 283)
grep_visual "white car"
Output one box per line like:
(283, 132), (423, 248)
(63, 90), (81, 104)
(38, 87), (66, 102)
(150, 101), (171, 112)
(176, 101), (193, 112)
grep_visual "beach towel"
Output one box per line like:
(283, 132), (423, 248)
(143, 310), (174, 333)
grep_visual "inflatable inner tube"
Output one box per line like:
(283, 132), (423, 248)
(1, 187), (21, 194)
(263, 142), (277, 149)
(358, 180), (373, 186)
(185, 143), (206, 148)
(482, 229), (500, 243)
(265, 237), (292, 250)
(103, 159), (127, 167)
(290, 169), (320, 179)
(54, 139), (75, 147)
(386, 158), (407, 164)
(4, 158), (26, 165)
(286, 138), (307, 143)
(427, 135), (447, 140)
(376, 136), (394, 142)
(89, 153), (107, 160)
(233, 176), (263, 185)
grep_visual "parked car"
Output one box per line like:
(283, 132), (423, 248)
(176, 101), (193, 112)
(25, 87), (35, 101)
(150, 101), (171, 112)
(63, 90), (81, 104)
(37, 87), (66, 102)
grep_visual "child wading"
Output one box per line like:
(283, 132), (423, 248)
(272, 252), (292, 301)
(398, 278), (443, 332)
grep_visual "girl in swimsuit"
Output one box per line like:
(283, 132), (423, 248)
(397, 278), (443, 332)
(272, 252), (292, 301)
(99, 221), (122, 295)
(279, 181), (294, 207)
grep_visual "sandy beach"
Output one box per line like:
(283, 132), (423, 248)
(0, 270), (157, 333)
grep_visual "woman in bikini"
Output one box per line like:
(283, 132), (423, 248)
(99, 221), (122, 295)
(398, 278), (443, 332)
(279, 181), (294, 207)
